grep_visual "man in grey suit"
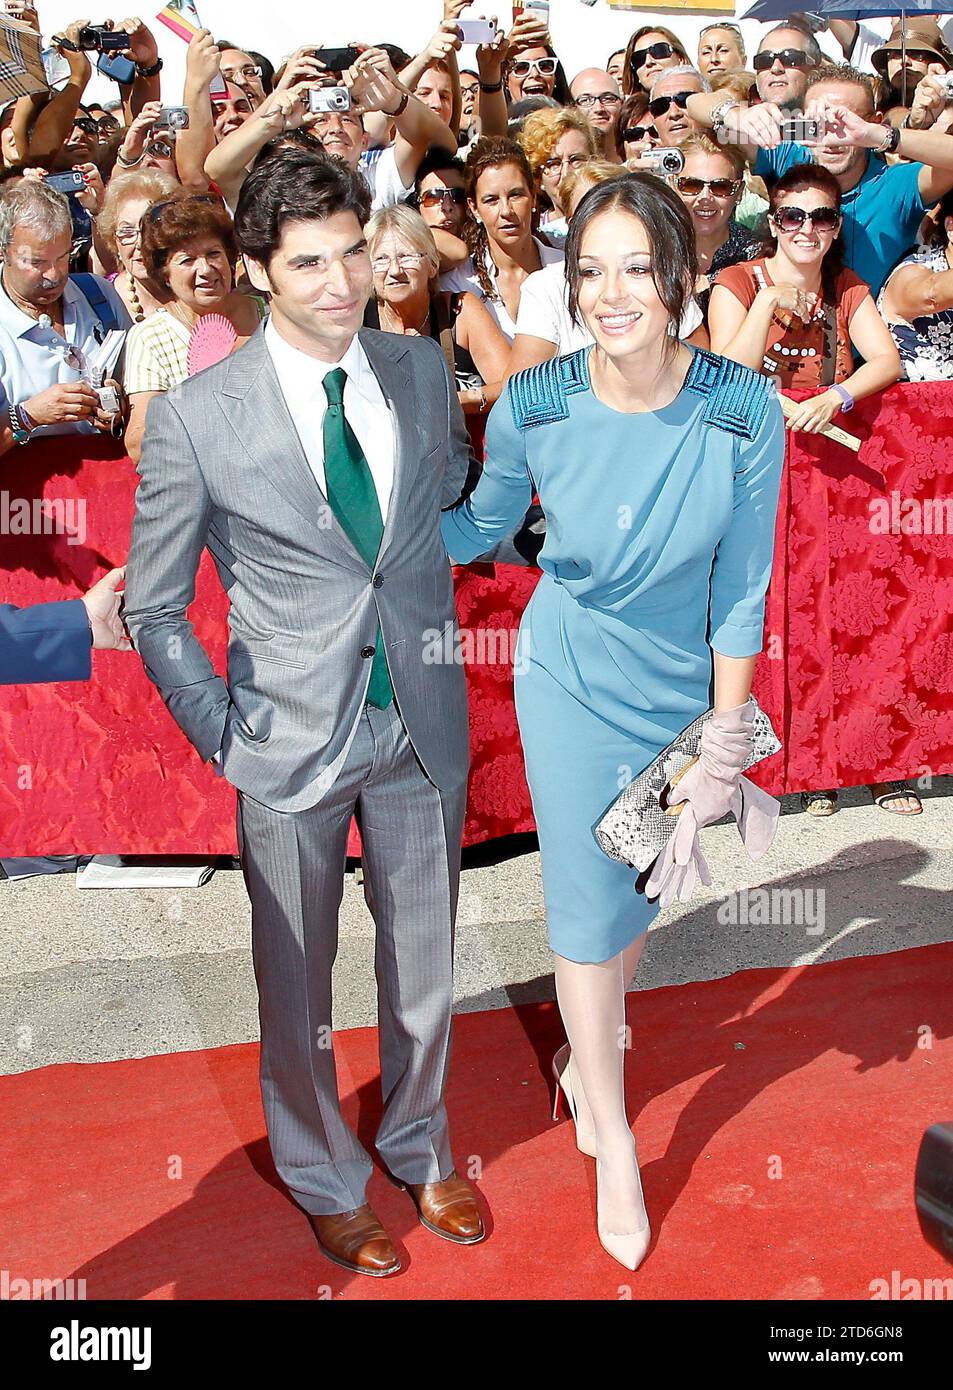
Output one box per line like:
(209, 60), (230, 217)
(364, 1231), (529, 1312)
(123, 151), (484, 1277)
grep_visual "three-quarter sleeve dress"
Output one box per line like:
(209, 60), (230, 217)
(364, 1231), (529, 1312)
(442, 346), (785, 963)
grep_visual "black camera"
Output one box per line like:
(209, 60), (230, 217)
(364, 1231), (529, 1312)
(77, 25), (130, 52)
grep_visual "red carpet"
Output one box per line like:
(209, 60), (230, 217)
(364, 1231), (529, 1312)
(4, 943), (952, 1300)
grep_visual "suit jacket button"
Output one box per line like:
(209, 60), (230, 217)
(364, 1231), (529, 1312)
(373, 574), (384, 588)
(360, 645), (375, 659)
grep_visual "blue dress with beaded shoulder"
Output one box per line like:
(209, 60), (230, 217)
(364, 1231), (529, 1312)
(441, 346), (785, 963)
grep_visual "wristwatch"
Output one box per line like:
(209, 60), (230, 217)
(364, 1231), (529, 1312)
(878, 124), (902, 155)
(9, 403), (33, 445)
(135, 57), (163, 79)
(829, 382), (855, 413)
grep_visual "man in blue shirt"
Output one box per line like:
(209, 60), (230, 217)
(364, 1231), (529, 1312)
(687, 63), (953, 296)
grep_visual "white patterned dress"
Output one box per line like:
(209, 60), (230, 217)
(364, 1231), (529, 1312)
(878, 245), (953, 382)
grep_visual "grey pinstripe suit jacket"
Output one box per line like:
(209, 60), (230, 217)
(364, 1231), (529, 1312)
(124, 323), (473, 813)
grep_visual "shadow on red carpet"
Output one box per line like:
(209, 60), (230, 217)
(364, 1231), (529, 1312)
(4, 944), (952, 1299)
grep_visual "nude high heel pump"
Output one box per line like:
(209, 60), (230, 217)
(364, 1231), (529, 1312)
(596, 1144), (651, 1273)
(551, 1043), (597, 1158)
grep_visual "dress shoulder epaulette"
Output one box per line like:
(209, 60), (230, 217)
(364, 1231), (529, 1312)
(683, 349), (772, 441)
(508, 348), (590, 430)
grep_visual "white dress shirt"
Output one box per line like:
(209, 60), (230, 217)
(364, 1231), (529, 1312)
(264, 316), (395, 522)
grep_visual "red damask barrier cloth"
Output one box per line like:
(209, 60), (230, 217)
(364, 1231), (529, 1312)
(2, 383), (953, 855)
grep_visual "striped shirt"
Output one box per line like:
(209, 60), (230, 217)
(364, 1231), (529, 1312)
(121, 309), (189, 395)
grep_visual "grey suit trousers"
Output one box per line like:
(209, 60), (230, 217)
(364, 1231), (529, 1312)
(236, 701), (467, 1216)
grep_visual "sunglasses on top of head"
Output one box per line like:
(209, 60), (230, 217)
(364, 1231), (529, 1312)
(648, 90), (693, 118)
(753, 48), (813, 72)
(630, 41), (674, 71)
(771, 204), (840, 233)
(147, 193), (219, 223)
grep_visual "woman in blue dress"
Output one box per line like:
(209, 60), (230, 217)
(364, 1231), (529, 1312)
(441, 175), (785, 1271)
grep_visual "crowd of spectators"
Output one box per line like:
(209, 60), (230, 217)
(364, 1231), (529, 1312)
(5, 3), (953, 849)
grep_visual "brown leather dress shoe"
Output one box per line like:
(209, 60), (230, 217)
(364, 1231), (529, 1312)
(397, 1172), (485, 1245)
(309, 1204), (401, 1277)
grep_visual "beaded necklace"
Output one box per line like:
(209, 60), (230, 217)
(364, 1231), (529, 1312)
(127, 272), (145, 323)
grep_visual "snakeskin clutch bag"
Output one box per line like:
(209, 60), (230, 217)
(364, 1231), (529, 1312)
(594, 698), (781, 873)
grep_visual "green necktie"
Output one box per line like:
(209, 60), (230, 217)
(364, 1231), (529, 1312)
(322, 367), (393, 709)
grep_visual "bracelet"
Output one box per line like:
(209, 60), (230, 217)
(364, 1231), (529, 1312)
(475, 386), (488, 412)
(9, 404), (32, 445)
(384, 90), (410, 118)
(116, 150), (143, 168)
(135, 57), (163, 79)
(479, 79), (503, 93)
(829, 382), (855, 413)
(710, 97), (741, 137)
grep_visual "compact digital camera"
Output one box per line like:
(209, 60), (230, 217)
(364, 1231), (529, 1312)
(156, 106), (190, 131)
(309, 86), (352, 115)
(780, 114), (825, 143)
(641, 148), (685, 176)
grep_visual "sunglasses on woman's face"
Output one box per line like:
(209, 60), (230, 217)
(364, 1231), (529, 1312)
(753, 48), (812, 72)
(511, 57), (557, 77)
(630, 41), (674, 71)
(418, 186), (467, 208)
(675, 174), (740, 198)
(622, 124), (658, 143)
(771, 204), (840, 233)
(648, 90), (692, 118)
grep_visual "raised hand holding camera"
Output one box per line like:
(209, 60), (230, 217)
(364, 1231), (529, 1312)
(345, 47), (407, 116)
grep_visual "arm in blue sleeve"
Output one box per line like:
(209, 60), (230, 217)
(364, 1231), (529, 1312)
(0, 599), (92, 685)
(708, 394), (785, 658)
(440, 384), (534, 563)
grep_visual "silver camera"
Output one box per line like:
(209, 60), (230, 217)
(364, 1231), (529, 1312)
(780, 114), (825, 143)
(309, 86), (352, 115)
(156, 106), (190, 131)
(641, 148), (684, 176)
(941, 72), (953, 100)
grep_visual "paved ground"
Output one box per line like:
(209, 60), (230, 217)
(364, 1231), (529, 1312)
(2, 778), (951, 1076)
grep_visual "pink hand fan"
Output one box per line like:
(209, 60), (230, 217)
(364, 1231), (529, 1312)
(187, 313), (238, 376)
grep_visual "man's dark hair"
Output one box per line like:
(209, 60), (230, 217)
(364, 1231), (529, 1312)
(216, 39), (273, 92)
(249, 50), (275, 94)
(235, 151), (371, 267)
(565, 172), (697, 334)
(413, 145), (466, 195)
(252, 127), (324, 170)
(375, 43), (412, 73)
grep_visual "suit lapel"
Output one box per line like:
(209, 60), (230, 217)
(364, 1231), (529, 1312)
(357, 328), (415, 563)
(217, 325), (366, 569)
